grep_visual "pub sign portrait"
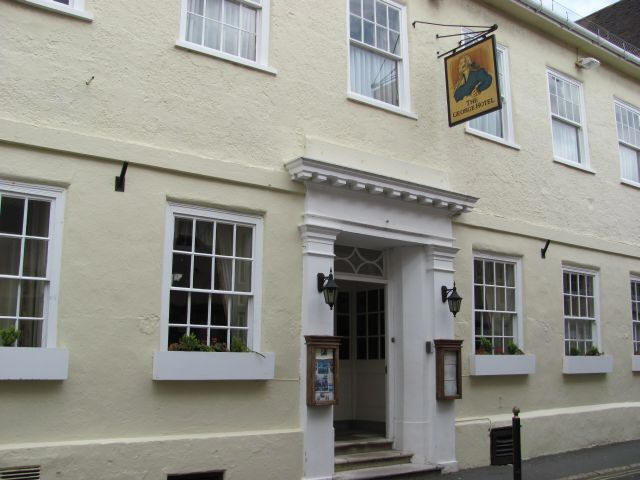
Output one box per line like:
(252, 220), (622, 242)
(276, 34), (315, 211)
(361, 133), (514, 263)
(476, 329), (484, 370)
(444, 35), (502, 127)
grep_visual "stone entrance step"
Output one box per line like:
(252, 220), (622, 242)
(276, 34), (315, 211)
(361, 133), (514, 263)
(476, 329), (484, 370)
(335, 450), (414, 472)
(333, 463), (442, 479)
(335, 438), (395, 456)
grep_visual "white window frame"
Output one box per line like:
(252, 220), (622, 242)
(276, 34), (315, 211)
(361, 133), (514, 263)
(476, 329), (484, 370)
(15, 0), (93, 21)
(632, 275), (640, 356)
(160, 203), (264, 352)
(0, 179), (65, 349)
(346, 0), (414, 118)
(461, 31), (517, 149)
(614, 98), (640, 189)
(546, 68), (592, 172)
(471, 253), (524, 353)
(562, 266), (601, 355)
(176, 0), (276, 75)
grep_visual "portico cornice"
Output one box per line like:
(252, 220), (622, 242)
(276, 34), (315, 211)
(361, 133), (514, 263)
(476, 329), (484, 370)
(285, 158), (478, 216)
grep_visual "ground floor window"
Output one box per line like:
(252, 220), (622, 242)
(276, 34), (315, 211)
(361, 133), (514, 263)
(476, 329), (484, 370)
(563, 268), (598, 355)
(632, 277), (639, 355)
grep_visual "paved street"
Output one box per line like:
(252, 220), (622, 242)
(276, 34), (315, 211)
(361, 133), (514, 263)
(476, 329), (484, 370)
(441, 440), (640, 480)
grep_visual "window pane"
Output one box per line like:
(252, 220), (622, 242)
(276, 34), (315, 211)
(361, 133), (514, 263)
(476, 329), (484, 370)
(485, 262), (494, 284)
(0, 278), (19, 316)
(367, 289), (378, 311)
(389, 30), (400, 55)
(0, 196), (24, 235)
(363, 0), (374, 21)
(239, 31), (257, 61)
(26, 200), (50, 237)
(552, 118), (580, 163)
(172, 254), (191, 287)
(230, 329), (247, 350)
(357, 314), (366, 335)
(376, 1), (387, 26)
(234, 259), (252, 292)
(174, 218), (193, 251)
(19, 280), (45, 318)
(474, 286), (483, 309)
(350, 45), (398, 106)
(368, 337), (378, 359)
(211, 328), (228, 348)
(350, 0), (361, 15)
(223, 26), (239, 55)
(214, 258), (233, 290)
(168, 326), (187, 347)
(17, 319), (42, 347)
(216, 223), (234, 255)
(211, 294), (228, 326)
(0, 237), (21, 275)
(474, 260), (483, 284)
(376, 26), (388, 51)
(193, 255), (212, 289)
(231, 295), (249, 327)
(186, 13), (204, 44)
(350, 14), (362, 41)
(240, 5), (256, 33)
(195, 221), (214, 253)
(363, 20), (375, 46)
(205, 0), (222, 19)
(368, 313), (378, 335)
(620, 144), (639, 183)
(190, 292), (209, 324)
(169, 290), (188, 324)
(235, 226), (253, 258)
(224, 0), (240, 26)
(204, 18), (222, 50)
(357, 337), (366, 359)
(187, 0), (204, 14)
(388, 6), (399, 31)
(22, 239), (48, 278)
(505, 264), (515, 287)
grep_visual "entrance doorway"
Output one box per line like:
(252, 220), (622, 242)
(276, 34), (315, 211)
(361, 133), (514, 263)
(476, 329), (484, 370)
(334, 281), (387, 440)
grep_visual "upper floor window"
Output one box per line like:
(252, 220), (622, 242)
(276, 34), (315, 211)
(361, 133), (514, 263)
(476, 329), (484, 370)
(547, 70), (589, 167)
(563, 268), (598, 355)
(473, 255), (521, 354)
(16, 0), (92, 21)
(463, 32), (514, 145)
(615, 100), (640, 185)
(632, 277), (639, 355)
(348, 0), (410, 111)
(0, 181), (64, 348)
(162, 204), (263, 352)
(179, 0), (271, 69)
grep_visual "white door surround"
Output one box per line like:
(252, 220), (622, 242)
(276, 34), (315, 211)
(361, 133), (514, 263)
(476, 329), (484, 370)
(287, 157), (478, 479)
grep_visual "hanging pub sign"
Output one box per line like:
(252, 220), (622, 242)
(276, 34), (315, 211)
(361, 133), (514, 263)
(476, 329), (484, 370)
(444, 35), (501, 127)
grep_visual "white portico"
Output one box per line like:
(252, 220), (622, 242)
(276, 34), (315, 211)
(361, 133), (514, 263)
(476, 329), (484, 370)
(286, 144), (478, 480)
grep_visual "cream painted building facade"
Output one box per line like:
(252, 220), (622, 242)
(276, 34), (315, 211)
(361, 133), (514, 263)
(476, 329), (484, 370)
(0, 0), (639, 479)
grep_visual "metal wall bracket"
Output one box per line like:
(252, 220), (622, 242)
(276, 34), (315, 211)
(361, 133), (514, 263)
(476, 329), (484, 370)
(541, 239), (551, 259)
(115, 162), (128, 192)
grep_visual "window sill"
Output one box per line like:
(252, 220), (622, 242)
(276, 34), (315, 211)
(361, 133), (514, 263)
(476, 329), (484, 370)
(469, 354), (536, 376)
(0, 347), (69, 380)
(175, 40), (277, 76)
(464, 127), (521, 151)
(346, 92), (418, 120)
(15, 0), (93, 21)
(563, 355), (612, 374)
(632, 355), (640, 372)
(621, 178), (640, 190)
(152, 351), (275, 380)
(553, 157), (596, 174)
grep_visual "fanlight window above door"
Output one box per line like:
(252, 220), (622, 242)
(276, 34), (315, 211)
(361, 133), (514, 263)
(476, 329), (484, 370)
(334, 245), (384, 277)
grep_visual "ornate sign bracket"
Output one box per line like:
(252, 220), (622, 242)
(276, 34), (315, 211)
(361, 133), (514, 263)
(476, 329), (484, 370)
(412, 21), (498, 58)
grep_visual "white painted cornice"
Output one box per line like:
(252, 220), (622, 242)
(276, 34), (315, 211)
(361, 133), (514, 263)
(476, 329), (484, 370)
(285, 158), (478, 216)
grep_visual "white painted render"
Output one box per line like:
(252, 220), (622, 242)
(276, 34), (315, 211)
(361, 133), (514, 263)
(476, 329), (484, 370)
(0, 0), (639, 477)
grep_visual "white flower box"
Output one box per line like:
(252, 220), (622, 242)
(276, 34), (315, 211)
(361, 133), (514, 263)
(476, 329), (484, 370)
(469, 354), (536, 376)
(0, 347), (69, 380)
(632, 356), (640, 372)
(563, 355), (613, 374)
(153, 351), (275, 381)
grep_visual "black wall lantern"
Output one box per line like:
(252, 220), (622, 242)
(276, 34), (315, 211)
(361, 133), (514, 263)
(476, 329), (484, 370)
(441, 282), (462, 317)
(317, 269), (338, 310)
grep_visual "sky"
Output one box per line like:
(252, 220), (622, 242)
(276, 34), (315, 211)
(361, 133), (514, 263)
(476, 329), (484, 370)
(558, 0), (620, 17)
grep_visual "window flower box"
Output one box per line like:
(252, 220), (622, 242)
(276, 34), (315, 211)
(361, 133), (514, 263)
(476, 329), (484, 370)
(632, 356), (640, 372)
(0, 347), (69, 380)
(152, 351), (275, 381)
(469, 354), (536, 376)
(563, 355), (613, 374)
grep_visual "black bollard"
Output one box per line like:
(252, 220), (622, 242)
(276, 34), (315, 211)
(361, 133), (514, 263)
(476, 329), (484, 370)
(512, 407), (522, 480)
